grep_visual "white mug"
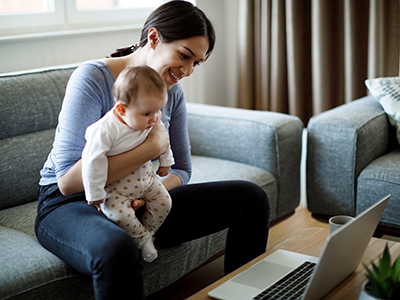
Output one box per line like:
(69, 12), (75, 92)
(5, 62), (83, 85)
(329, 215), (355, 234)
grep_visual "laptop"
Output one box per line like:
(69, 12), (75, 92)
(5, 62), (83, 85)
(208, 194), (391, 300)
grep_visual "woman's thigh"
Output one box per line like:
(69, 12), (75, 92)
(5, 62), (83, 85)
(155, 180), (270, 273)
(35, 184), (144, 299)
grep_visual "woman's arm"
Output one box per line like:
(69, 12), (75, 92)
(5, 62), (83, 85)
(160, 173), (182, 191)
(163, 83), (192, 185)
(58, 121), (170, 196)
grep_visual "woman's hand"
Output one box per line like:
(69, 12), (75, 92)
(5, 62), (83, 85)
(96, 199), (145, 213)
(148, 121), (170, 156)
(132, 199), (146, 210)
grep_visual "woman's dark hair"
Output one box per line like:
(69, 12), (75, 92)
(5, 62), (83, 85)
(111, 0), (215, 58)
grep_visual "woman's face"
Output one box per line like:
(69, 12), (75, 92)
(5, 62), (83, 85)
(148, 35), (210, 90)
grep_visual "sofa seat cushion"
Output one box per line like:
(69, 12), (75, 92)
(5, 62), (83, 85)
(357, 149), (400, 229)
(0, 226), (93, 300)
(0, 225), (227, 299)
(189, 155), (278, 219)
(0, 201), (38, 238)
(0, 202), (228, 299)
(0, 129), (55, 211)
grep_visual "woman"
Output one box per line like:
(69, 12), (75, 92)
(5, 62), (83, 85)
(35, 1), (270, 299)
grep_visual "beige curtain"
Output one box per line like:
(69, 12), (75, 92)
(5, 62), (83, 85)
(238, 0), (400, 124)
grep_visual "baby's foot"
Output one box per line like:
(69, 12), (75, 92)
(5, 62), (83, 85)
(140, 236), (158, 263)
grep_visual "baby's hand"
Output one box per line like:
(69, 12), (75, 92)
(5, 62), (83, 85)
(87, 199), (104, 206)
(157, 166), (171, 177)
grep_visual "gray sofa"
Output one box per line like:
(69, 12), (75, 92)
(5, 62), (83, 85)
(307, 96), (400, 234)
(0, 64), (303, 299)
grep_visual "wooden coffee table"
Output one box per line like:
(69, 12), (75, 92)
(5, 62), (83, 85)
(186, 227), (400, 300)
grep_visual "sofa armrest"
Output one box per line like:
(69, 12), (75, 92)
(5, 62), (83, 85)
(186, 103), (304, 216)
(307, 96), (393, 216)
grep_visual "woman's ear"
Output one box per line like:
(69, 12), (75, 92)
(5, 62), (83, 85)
(148, 27), (160, 50)
(115, 103), (126, 116)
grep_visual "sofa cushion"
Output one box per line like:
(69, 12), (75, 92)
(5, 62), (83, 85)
(189, 155), (278, 219)
(0, 201), (37, 238)
(0, 224), (227, 299)
(189, 155), (275, 186)
(365, 76), (400, 144)
(0, 226), (93, 300)
(0, 67), (74, 140)
(0, 201), (228, 299)
(0, 155), (264, 298)
(0, 129), (55, 210)
(356, 149), (400, 229)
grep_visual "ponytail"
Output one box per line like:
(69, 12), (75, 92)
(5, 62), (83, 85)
(109, 43), (140, 58)
(109, 1), (215, 58)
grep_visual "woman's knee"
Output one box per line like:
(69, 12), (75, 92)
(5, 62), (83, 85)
(232, 181), (270, 222)
(90, 227), (143, 274)
(90, 228), (144, 299)
(231, 181), (269, 207)
(246, 181), (269, 209)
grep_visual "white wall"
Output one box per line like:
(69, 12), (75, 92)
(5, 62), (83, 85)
(0, 0), (239, 107)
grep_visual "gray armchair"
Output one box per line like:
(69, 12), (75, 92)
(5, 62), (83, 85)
(307, 96), (400, 233)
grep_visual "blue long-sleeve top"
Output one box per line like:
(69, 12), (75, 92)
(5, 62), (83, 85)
(39, 60), (192, 187)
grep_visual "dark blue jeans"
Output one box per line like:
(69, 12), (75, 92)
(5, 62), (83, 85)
(35, 180), (270, 300)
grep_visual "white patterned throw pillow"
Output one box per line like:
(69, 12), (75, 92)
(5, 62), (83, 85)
(365, 77), (400, 144)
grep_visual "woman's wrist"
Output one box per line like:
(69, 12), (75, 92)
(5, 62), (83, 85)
(159, 173), (182, 191)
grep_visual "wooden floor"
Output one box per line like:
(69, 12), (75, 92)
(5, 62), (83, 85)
(145, 205), (329, 300)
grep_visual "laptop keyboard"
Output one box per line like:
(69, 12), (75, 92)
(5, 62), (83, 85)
(253, 261), (317, 300)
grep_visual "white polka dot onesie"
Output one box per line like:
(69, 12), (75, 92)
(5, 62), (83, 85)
(82, 109), (174, 247)
(102, 160), (171, 244)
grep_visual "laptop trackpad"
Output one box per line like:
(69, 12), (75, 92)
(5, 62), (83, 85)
(231, 261), (294, 289)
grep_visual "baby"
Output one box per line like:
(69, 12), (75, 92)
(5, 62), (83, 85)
(82, 65), (174, 263)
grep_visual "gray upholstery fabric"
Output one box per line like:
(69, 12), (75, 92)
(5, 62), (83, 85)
(307, 96), (400, 230)
(0, 129), (55, 210)
(187, 103), (303, 220)
(0, 65), (303, 299)
(0, 201), (37, 238)
(357, 149), (400, 226)
(0, 226), (94, 300)
(0, 223), (226, 299)
(307, 96), (391, 215)
(189, 155), (278, 219)
(0, 68), (73, 140)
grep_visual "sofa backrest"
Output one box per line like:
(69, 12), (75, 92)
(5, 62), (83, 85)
(0, 66), (77, 210)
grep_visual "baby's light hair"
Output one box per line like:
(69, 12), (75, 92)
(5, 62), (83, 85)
(113, 65), (166, 105)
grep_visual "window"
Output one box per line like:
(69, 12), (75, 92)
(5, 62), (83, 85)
(0, 0), (53, 13)
(0, 0), (195, 34)
(75, 0), (163, 10)
(0, 0), (64, 31)
(65, 0), (167, 26)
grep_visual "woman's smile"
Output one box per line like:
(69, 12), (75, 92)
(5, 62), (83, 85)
(150, 35), (209, 90)
(169, 69), (181, 81)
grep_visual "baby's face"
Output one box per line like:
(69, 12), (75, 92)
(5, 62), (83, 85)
(122, 91), (167, 131)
